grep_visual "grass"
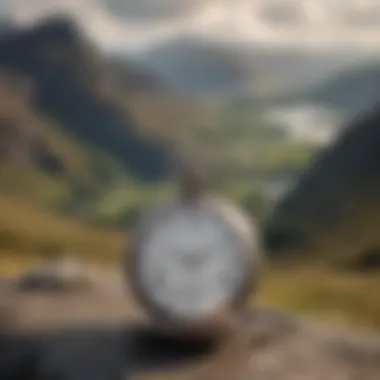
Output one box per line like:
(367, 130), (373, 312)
(258, 265), (380, 333)
(0, 164), (72, 210)
(0, 195), (125, 269)
(0, 194), (378, 333)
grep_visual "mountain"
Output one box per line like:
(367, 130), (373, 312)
(6, 1), (380, 100)
(139, 35), (256, 96)
(137, 35), (248, 96)
(291, 61), (380, 118)
(136, 33), (378, 99)
(0, 15), (322, 228)
(0, 16), (172, 186)
(265, 103), (380, 269)
(109, 55), (169, 93)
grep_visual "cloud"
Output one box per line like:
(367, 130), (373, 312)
(4, 0), (212, 51)
(4, 0), (380, 54)
(6, 0), (208, 25)
(102, 0), (203, 23)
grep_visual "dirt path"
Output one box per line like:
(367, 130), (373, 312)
(0, 267), (379, 380)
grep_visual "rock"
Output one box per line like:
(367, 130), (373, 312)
(0, 267), (379, 380)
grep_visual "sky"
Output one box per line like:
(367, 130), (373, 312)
(4, 0), (380, 54)
(2, 0), (380, 96)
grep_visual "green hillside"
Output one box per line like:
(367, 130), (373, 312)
(0, 15), (319, 229)
(0, 16), (379, 333)
(265, 103), (380, 271)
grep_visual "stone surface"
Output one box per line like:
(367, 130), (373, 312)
(0, 266), (379, 380)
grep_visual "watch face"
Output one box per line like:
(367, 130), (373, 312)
(137, 204), (246, 319)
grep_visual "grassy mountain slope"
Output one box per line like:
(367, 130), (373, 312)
(0, 16), (171, 184)
(0, 16), (378, 331)
(0, 16), (321, 217)
(265, 103), (380, 270)
(275, 60), (380, 118)
(304, 62), (380, 117)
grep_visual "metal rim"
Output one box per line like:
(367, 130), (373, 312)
(125, 196), (262, 333)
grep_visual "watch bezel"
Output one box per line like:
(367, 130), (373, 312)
(125, 196), (262, 331)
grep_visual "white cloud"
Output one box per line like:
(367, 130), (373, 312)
(3, 0), (380, 53)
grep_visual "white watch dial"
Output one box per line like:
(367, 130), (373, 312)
(138, 205), (244, 319)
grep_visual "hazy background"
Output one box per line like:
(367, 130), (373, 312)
(0, 0), (379, 331)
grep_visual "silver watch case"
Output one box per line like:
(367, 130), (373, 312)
(126, 195), (262, 338)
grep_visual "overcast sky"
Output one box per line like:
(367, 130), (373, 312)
(3, 0), (380, 54)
